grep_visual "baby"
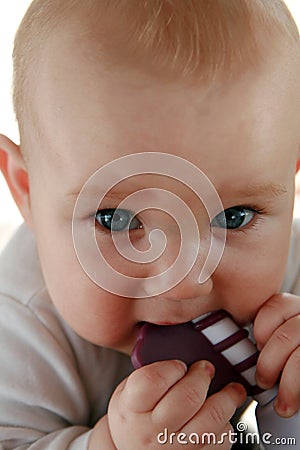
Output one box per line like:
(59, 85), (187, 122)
(0, 0), (299, 448)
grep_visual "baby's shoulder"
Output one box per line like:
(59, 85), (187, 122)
(0, 223), (45, 306)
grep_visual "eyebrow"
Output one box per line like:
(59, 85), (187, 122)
(67, 181), (288, 203)
(234, 181), (287, 199)
(66, 187), (138, 200)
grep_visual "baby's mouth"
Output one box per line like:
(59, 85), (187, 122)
(140, 311), (214, 327)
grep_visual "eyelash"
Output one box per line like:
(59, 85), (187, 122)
(93, 205), (266, 234)
(94, 208), (143, 234)
(220, 205), (265, 234)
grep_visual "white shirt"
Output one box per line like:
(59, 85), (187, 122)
(0, 224), (133, 449)
(0, 221), (299, 449)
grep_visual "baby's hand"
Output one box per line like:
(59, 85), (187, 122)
(106, 360), (246, 449)
(254, 293), (300, 418)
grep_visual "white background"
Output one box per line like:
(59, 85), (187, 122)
(0, 1), (31, 249)
(0, 1), (300, 250)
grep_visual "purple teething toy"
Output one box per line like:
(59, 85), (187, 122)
(131, 310), (299, 449)
(132, 310), (263, 396)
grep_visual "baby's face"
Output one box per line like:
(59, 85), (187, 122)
(25, 31), (300, 354)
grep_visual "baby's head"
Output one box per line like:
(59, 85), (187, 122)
(0, 0), (299, 354)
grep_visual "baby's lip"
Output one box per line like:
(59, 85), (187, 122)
(141, 312), (214, 327)
(152, 320), (189, 326)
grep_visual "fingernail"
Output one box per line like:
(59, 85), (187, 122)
(174, 360), (188, 373)
(274, 398), (294, 418)
(199, 361), (215, 379)
(256, 342), (262, 351)
(229, 382), (247, 399)
(256, 374), (270, 390)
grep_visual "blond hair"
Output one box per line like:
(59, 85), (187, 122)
(12, 0), (300, 144)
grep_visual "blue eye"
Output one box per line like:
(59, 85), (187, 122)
(95, 208), (142, 232)
(211, 207), (255, 229)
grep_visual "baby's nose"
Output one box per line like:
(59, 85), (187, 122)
(159, 270), (214, 301)
(140, 228), (219, 300)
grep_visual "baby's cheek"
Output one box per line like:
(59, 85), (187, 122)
(213, 260), (281, 323)
(80, 291), (137, 348)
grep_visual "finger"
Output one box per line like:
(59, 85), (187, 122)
(256, 315), (300, 389)
(274, 346), (300, 417)
(120, 360), (187, 413)
(182, 382), (247, 436)
(151, 360), (215, 430)
(254, 294), (300, 350)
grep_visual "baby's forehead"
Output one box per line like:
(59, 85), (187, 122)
(14, 0), (300, 116)
(27, 5), (300, 124)
(25, 38), (300, 184)
(14, 0), (300, 174)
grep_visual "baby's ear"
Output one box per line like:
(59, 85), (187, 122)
(0, 134), (32, 228)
